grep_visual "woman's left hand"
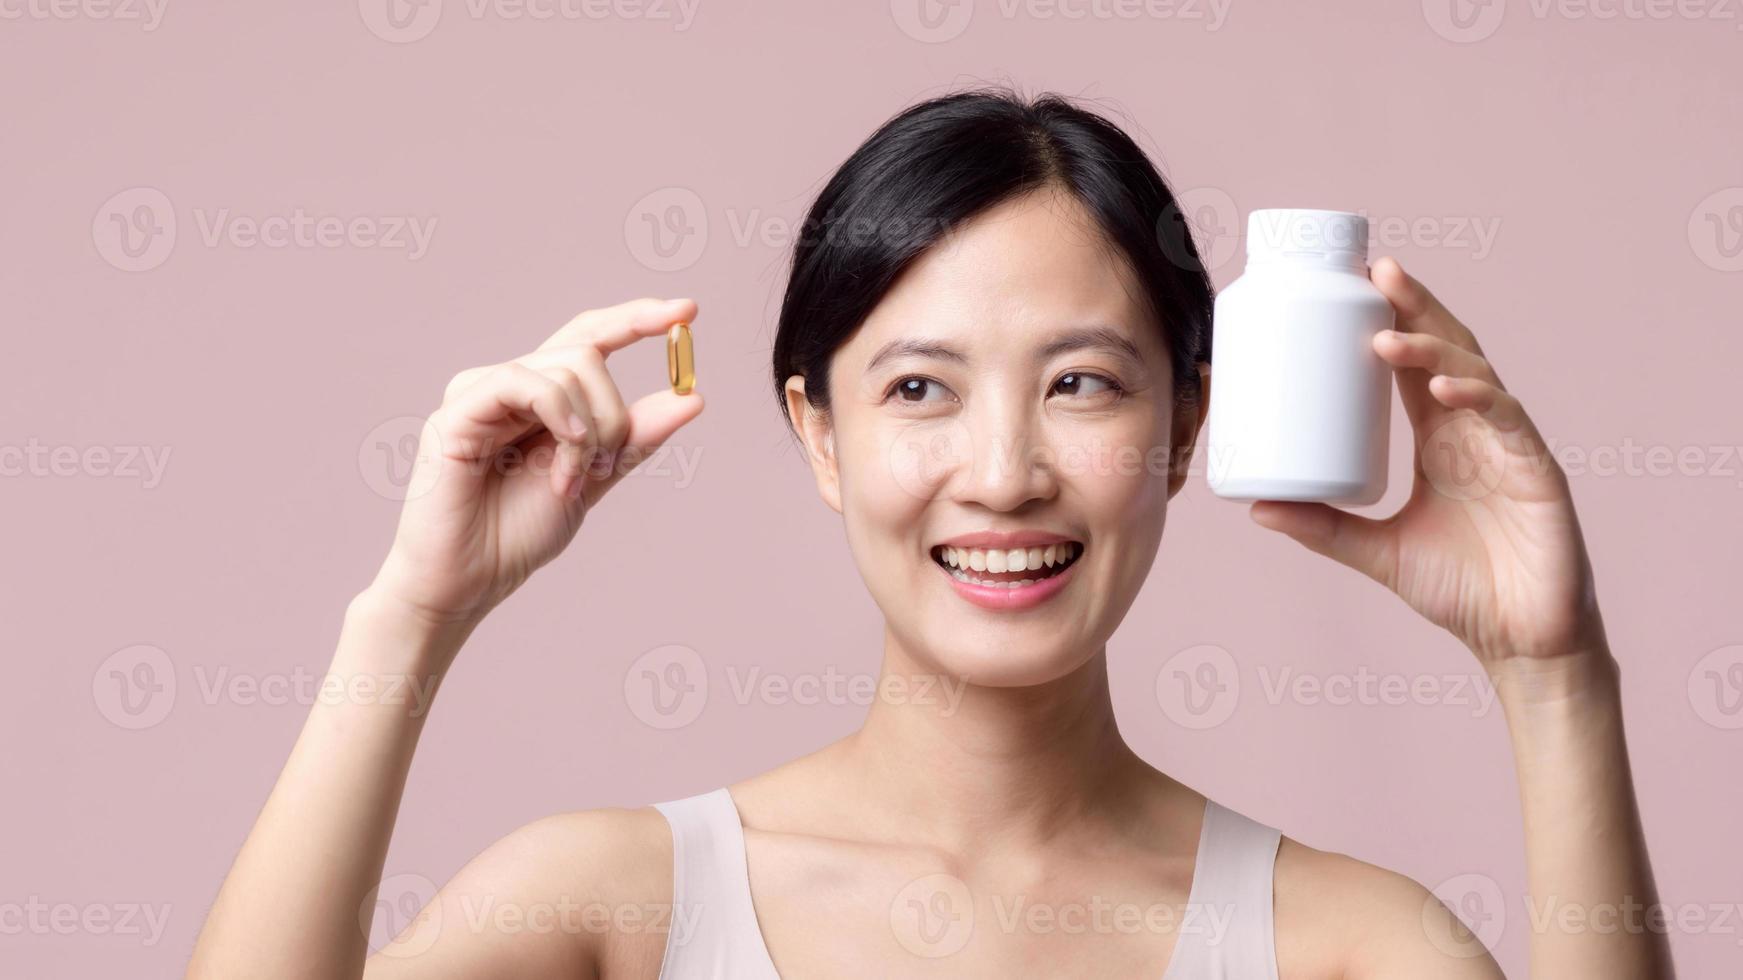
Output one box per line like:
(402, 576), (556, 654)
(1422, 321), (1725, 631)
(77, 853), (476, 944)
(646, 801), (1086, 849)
(1250, 257), (1608, 670)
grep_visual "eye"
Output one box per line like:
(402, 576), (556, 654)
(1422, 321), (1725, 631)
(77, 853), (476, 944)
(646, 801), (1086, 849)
(1051, 372), (1122, 399)
(886, 376), (955, 404)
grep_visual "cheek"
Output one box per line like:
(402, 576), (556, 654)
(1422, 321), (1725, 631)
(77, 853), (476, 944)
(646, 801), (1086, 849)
(834, 421), (938, 560)
(1049, 412), (1174, 511)
(842, 417), (971, 514)
(881, 418), (975, 504)
(1051, 414), (1175, 589)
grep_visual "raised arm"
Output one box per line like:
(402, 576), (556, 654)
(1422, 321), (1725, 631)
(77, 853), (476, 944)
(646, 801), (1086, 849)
(1250, 258), (1673, 978)
(186, 299), (705, 980)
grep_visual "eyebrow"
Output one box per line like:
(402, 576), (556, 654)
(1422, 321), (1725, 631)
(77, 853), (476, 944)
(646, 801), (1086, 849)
(1038, 325), (1145, 366)
(864, 325), (1144, 373)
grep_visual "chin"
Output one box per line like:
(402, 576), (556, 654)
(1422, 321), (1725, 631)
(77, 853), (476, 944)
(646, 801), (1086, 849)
(931, 639), (1100, 689)
(888, 607), (1107, 690)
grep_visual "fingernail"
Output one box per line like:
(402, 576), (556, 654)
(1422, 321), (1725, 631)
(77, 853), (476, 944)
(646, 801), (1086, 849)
(565, 474), (583, 499)
(567, 415), (587, 440)
(596, 450), (617, 477)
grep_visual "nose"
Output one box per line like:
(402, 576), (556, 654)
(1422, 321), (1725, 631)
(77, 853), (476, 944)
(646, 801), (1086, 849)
(950, 395), (1059, 512)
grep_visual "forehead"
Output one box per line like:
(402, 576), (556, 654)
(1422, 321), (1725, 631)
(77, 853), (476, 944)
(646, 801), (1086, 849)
(845, 188), (1160, 362)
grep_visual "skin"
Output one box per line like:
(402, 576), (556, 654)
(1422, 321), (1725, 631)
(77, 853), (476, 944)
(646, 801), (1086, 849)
(186, 187), (1673, 979)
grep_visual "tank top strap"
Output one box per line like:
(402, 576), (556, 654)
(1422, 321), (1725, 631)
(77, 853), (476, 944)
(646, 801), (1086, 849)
(651, 788), (782, 979)
(1161, 799), (1283, 980)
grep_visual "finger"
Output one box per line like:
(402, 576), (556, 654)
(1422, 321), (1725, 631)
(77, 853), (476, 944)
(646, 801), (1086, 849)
(534, 367), (597, 498)
(581, 389), (706, 508)
(1427, 375), (1530, 435)
(564, 352), (631, 482)
(495, 348), (629, 487)
(445, 346), (623, 405)
(440, 356), (626, 499)
(435, 363), (589, 465)
(443, 363), (492, 405)
(1249, 500), (1397, 590)
(1373, 328), (1500, 387)
(1375, 334), (1451, 448)
(442, 298), (695, 402)
(1370, 257), (1485, 358)
(504, 347), (629, 455)
(538, 297), (698, 357)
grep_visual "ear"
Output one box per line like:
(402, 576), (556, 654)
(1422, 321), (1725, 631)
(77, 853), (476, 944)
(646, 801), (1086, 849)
(1166, 363), (1211, 499)
(784, 375), (843, 514)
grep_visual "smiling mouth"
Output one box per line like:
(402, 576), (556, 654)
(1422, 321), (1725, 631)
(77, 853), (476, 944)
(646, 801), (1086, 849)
(930, 542), (1083, 589)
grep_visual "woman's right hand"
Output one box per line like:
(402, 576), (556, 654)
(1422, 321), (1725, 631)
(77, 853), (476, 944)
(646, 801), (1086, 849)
(367, 298), (703, 641)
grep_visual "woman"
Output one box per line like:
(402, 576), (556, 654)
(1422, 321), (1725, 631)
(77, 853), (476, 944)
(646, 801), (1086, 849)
(187, 91), (1671, 978)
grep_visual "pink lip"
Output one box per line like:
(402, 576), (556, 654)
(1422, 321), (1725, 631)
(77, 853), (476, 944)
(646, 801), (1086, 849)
(934, 530), (1079, 550)
(934, 547), (1082, 612)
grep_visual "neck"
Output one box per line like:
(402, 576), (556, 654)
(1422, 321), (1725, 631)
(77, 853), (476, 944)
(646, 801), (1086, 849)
(843, 627), (1152, 853)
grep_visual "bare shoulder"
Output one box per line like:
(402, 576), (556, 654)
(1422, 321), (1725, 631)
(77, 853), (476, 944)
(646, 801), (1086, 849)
(1273, 836), (1505, 980)
(495, 806), (675, 901)
(363, 806), (674, 980)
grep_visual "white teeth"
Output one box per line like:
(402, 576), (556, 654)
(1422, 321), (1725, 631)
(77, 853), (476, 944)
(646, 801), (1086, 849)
(941, 540), (1073, 571)
(936, 543), (1083, 579)
(944, 566), (1041, 588)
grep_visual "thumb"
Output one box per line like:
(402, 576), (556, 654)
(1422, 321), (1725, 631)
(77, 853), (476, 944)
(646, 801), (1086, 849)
(1249, 500), (1397, 589)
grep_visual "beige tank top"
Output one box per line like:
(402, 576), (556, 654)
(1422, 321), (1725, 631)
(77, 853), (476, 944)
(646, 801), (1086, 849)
(652, 788), (1281, 979)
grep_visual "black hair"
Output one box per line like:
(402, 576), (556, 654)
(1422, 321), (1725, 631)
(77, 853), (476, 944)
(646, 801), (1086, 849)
(771, 88), (1214, 425)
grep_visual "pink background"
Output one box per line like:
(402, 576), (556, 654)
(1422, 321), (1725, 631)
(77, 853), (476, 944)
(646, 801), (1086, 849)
(3, 3), (1740, 976)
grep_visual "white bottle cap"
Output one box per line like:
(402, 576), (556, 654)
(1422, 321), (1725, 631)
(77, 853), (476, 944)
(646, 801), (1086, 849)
(1245, 209), (1369, 267)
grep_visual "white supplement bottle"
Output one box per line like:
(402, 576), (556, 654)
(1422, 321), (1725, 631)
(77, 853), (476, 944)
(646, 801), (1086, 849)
(1206, 209), (1394, 504)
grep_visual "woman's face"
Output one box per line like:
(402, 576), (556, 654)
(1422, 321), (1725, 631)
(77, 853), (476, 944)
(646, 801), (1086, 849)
(787, 188), (1206, 687)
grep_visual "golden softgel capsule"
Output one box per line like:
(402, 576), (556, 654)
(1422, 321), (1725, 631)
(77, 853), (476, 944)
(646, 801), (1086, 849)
(666, 321), (695, 395)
